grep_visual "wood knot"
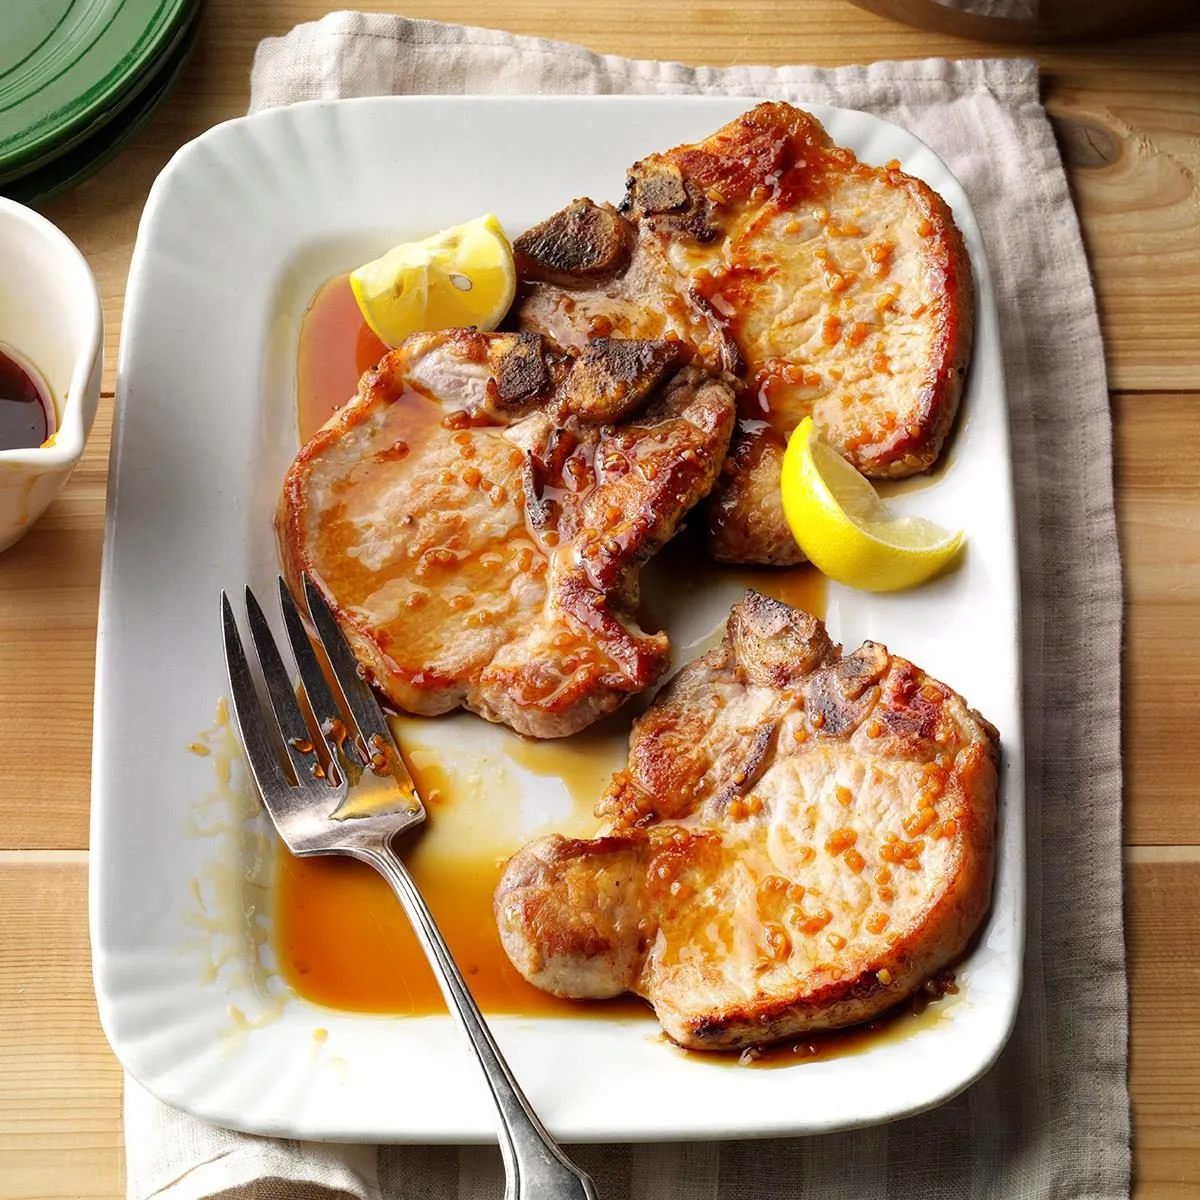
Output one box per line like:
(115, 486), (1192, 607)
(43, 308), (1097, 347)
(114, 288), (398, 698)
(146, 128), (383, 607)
(1053, 117), (1121, 169)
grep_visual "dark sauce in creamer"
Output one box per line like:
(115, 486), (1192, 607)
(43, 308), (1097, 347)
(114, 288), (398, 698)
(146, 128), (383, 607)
(0, 346), (54, 451)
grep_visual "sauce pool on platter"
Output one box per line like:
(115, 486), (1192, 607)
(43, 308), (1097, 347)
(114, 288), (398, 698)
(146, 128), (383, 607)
(296, 273), (389, 441)
(274, 715), (648, 1019)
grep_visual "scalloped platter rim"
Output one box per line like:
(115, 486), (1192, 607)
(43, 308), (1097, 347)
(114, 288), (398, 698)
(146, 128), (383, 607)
(91, 95), (1024, 1144)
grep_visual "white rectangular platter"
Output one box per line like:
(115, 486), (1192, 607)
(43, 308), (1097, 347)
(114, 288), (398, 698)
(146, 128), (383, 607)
(91, 95), (1023, 1143)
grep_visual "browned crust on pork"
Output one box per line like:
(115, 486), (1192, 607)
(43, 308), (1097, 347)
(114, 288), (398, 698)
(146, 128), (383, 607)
(495, 592), (999, 1048)
(561, 337), (687, 423)
(516, 102), (976, 564)
(639, 103), (974, 482)
(850, 175), (973, 479)
(513, 199), (635, 287)
(706, 433), (805, 566)
(277, 330), (735, 738)
(667, 736), (997, 1049)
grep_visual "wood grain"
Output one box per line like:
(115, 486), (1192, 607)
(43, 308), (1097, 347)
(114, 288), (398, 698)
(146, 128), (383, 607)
(0, 858), (1191, 1198)
(0, 861), (123, 1200)
(1129, 862), (1200, 1196)
(1046, 75), (1200, 392)
(1116, 393), (1200, 847)
(0, 402), (110, 849)
(34, 1), (1200, 396)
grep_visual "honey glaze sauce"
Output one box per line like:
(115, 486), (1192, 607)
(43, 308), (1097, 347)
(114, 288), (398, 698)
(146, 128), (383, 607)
(296, 273), (388, 441)
(274, 711), (646, 1018)
(275, 270), (959, 1062)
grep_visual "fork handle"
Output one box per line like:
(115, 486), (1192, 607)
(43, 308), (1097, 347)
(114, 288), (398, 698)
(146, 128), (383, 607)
(352, 841), (599, 1200)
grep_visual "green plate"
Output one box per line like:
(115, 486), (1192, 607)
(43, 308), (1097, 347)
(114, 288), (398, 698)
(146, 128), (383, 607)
(0, 0), (195, 180)
(2, 1), (203, 207)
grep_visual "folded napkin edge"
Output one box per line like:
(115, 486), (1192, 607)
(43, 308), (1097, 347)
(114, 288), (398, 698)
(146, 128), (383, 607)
(249, 11), (1041, 115)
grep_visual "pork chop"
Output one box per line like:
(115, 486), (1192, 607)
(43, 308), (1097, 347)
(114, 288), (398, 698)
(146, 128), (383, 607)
(514, 102), (974, 565)
(495, 592), (998, 1048)
(277, 329), (736, 738)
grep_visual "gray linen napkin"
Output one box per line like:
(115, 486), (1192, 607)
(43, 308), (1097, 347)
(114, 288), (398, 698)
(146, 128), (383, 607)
(126, 13), (1129, 1198)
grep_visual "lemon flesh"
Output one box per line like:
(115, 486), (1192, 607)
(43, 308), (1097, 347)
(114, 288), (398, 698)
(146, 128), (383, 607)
(349, 214), (516, 347)
(780, 417), (963, 592)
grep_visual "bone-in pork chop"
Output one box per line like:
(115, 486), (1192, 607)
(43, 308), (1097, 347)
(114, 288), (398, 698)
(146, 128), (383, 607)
(495, 592), (998, 1048)
(277, 330), (735, 738)
(514, 102), (973, 565)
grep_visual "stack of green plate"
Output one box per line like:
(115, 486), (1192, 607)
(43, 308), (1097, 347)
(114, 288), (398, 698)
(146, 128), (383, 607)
(0, 0), (205, 207)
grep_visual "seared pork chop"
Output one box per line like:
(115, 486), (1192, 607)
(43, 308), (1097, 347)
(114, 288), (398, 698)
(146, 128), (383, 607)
(495, 592), (998, 1048)
(277, 329), (735, 738)
(515, 102), (973, 565)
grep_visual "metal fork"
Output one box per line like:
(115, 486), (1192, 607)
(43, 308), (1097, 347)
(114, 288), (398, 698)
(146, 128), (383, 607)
(221, 574), (598, 1200)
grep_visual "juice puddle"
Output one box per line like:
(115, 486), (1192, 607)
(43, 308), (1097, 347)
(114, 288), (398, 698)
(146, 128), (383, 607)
(273, 709), (643, 1018)
(738, 562), (826, 613)
(275, 845), (654, 1017)
(274, 821), (957, 1055)
(296, 272), (388, 441)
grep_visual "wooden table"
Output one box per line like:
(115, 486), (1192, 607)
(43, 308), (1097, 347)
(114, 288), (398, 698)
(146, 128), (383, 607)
(1, 2), (1196, 1195)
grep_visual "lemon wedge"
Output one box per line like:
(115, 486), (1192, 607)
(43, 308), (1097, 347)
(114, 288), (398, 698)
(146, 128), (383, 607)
(349, 214), (516, 347)
(780, 417), (963, 592)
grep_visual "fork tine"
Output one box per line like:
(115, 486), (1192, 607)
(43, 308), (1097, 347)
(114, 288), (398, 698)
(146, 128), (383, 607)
(277, 576), (365, 771)
(221, 591), (288, 804)
(244, 586), (326, 787)
(301, 573), (405, 769)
